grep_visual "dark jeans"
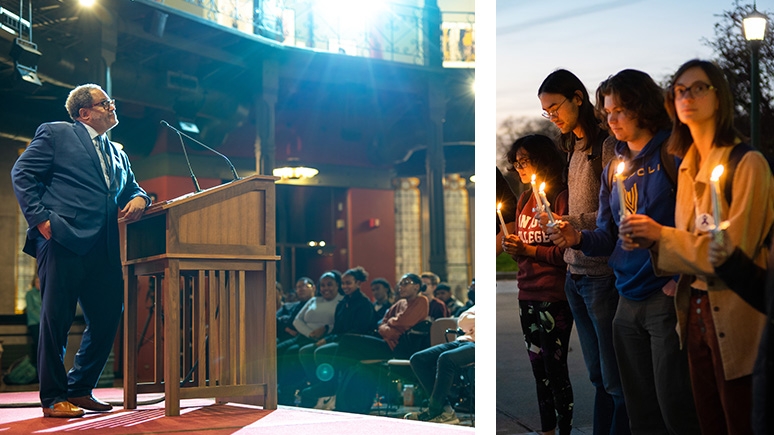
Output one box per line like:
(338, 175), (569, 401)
(409, 340), (474, 416)
(520, 299), (574, 435)
(687, 292), (753, 435)
(613, 291), (700, 434)
(277, 334), (315, 402)
(35, 235), (123, 408)
(565, 273), (630, 435)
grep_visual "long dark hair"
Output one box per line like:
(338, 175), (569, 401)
(596, 69), (671, 134)
(506, 134), (567, 204)
(665, 59), (739, 157)
(538, 69), (604, 153)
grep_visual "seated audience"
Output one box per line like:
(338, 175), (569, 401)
(405, 305), (475, 425)
(434, 282), (464, 315)
(298, 266), (375, 404)
(453, 279), (474, 317)
(313, 273), (430, 413)
(277, 277), (315, 342)
(276, 271), (343, 405)
(371, 277), (393, 324)
(421, 271), (450, 320)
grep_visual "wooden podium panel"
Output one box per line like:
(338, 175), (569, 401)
(120, 175), (280, 416)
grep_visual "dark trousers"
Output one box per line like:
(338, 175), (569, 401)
(35, 234), (123, 408)
(565, 273), (630, 435)
(276, 334), (315, 402)
(409, 340), (474, 415)
(613, 291), (700, 435)
(687, 292), (753, 435)
(519, 299), (574, 435)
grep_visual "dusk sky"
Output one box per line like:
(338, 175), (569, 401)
(495, 0), (771, 127)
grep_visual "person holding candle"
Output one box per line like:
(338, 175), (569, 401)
(546, 69), (699, 434)
(501, 134), (574, 435)
(538, 69), (626, 435)
(617, 59), (774, 435)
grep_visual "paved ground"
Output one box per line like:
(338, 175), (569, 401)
(497, 277), (595, 435)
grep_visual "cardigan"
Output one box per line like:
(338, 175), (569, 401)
(656, 143), (774, 380)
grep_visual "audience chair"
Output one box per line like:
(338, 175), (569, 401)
(445, 326), (475, 426)
(374, 317), (458, 414)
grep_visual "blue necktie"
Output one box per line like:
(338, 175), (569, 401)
(97, 135), (113, 183)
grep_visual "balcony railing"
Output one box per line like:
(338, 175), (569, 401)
(158, 0), (474, 67)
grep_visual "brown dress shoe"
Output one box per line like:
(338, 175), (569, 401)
(42, 401), (85, 418)
(68, 395), (113, 412)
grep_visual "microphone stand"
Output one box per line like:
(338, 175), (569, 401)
(161, 120), (201, 193)
(160, 120), (241, 181)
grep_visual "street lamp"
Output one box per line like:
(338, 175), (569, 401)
(743, 5), (768, 149)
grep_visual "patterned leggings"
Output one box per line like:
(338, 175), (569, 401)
(519, 299), (575, 435)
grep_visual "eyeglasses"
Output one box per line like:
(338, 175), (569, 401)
(541, 98), (567, 119)
(91, 99), (116, 110)
(513, 158), (531, 170)
(398, 280), (417, 287)
(672, 82), (716, 100)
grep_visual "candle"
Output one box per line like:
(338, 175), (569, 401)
(538, 182), (555, 224)
(615, 161), (628, 219)
(531, 174), (543, 213)
(710, 164), (724, 230)
(497, 202), (509, 236)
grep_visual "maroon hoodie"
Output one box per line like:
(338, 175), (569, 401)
(514, 190), (568, 303)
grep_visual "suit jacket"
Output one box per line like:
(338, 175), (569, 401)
(11, 121), (149, 261)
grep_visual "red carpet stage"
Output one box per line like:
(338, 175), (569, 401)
(0, 388), (475, 434)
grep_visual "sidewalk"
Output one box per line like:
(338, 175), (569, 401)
(496, 277), (594, 435)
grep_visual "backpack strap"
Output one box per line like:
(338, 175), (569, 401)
(589, 136), (604, 182)
(605, 139), (677, 192)
(724, 142), (753, 206)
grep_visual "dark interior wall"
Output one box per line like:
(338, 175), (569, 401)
(0, 138), (27, 314)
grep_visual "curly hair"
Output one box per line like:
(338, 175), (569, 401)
(343, 266), (369, 282)
(595, 69), (671, 134)
(64, 84), (102, 121)
(506, 134), (567, 199)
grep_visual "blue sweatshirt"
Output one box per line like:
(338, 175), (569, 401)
(578, 130), (678, 301)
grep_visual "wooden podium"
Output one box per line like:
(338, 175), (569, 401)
(120, 175), (280, 416)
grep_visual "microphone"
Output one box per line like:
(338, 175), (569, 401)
(160, 120), (241, 181)
(161, 120), (201, 193)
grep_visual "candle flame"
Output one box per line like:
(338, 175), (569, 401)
(539, 182), (546, 193)
(616, 161), (625, 175)
(531, 174), (537, 183)
(497, 202), (502, 211)
(710, 164), (724, 182)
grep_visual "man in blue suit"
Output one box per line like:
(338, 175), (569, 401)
(11, 84), (150, 418)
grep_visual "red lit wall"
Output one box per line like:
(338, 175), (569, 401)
(347, 188), (396, 301)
